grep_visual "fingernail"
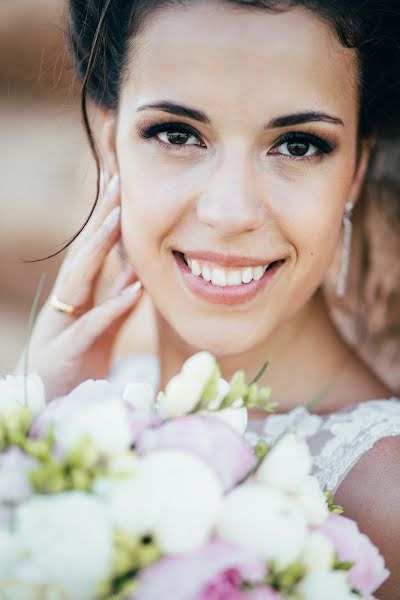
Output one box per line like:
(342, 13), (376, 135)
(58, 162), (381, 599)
(122, 281), (143, 297)
(103, 206), (121, 229)
(107, 173), (120, 197)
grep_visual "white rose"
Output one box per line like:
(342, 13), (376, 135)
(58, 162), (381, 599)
(256, 434), (312, 493)
(298, 570), (357, 600)
(0, 529), (17, 580)
(11, 492), (113, 600)
(142, 450), (222, 554)
(217, 484), (307, 569)
(157, 374), (204, 418)
(302, 531), (335, 573)
(97, 449), (223, 555)
(295, 475), (329, 525)
(93, 476), (161, 537)
(107, 452), (139, 478)
(0, 374), (45, 419)
(202, 407), (248, 436)
(0, 582), (66, 600)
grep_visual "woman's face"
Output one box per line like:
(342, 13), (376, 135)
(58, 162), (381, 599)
(112, 2), (365, 355)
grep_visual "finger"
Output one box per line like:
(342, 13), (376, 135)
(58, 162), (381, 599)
(73, 173), (121, 248)
(54, 205), (122, 307)
(61, 174), (120, 270)
(59, 281), (143, 354)
(99, 170), (110, 197)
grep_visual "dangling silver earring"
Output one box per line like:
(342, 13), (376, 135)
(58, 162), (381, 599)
(336, 201), (354, 298)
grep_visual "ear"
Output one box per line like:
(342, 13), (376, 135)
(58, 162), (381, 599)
(348, 137), (375, 205)
(97, 107), (119, 179)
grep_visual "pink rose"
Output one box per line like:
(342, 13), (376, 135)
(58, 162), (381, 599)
(318, 514), (389, 595)
(136, 415), (256, 492)
(197, 567), (280, 600)
(133, 540), (267, 600)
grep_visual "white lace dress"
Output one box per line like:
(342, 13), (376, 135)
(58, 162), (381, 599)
(109, 354), (400, 494)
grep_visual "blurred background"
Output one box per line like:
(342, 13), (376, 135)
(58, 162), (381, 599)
(0, 0), (399, 393)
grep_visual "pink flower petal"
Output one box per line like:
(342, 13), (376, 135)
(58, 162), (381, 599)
(132, 540), (267, 600)
(318, 514), (389, 594)
(136, 415), (256, 492)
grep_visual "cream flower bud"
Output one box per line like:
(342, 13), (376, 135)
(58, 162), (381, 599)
(181, 352), (217, 386)
(157, 375), (204, 418)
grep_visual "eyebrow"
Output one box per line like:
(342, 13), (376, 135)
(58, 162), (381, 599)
(136, 101), (344, 128)
(137, 101), (210, 124)
(266, 112), (344, 128)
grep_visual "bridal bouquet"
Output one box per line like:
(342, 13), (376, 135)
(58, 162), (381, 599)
(0, 352), (388, 600)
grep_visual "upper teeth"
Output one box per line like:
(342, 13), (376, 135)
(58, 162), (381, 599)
(184, 255), (269, 286)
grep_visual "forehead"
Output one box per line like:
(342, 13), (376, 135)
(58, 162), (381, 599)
(122, 2), (358, 125)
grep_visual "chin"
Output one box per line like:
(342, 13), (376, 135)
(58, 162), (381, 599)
(165, 311), (274, 358)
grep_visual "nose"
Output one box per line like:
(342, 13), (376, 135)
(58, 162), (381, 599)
(195, 150), (266, 237)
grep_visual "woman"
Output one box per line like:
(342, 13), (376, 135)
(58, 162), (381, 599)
(23, 1), (400, 596)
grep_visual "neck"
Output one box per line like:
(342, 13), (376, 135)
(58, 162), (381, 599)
(156, 289), (351, 417)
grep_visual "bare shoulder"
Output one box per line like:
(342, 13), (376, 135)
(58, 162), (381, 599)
(335, 434), (400, 600)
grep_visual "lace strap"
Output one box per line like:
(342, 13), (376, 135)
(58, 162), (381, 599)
(313, 399), (400, 493)
(247, 399), (400, 494)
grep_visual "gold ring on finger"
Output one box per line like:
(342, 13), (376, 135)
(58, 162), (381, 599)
(50, 294), (86, 317)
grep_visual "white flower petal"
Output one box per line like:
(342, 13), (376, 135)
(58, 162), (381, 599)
(295, 475), (329, 525)
(12, 492), (113, 600)
(298, 570), (356, 600)
(122, 382), (155, 412)
(302, 532), (335, 573)
(257, 433), (312, 492)
(140, 450), (223, 554)
(0, 374), (45, 419)
(181, 352), (217, 387)
(158, 375), (204, 418)
(218, 484), (307, 569)
(201, 407), (248, 436)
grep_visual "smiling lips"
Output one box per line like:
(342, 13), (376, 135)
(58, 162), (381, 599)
(183, 254), (270, 286)
(174, 251), (284, 305)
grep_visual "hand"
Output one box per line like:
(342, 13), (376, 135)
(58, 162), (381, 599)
(16, 174), (143, 401)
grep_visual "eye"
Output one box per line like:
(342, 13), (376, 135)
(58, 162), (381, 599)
(138, 121), (206, 150)
(269, 132), (335, 159)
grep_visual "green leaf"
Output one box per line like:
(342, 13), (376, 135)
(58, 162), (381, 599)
(305, 379), (337, 413)
(249, 359), (269, 385)
(23, 273), (46, 407)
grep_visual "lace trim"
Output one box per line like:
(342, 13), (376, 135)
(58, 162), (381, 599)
(247, 399), (400, 493)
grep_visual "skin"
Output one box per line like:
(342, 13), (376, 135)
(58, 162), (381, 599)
(24, 2), (398, 596)
(104, 2), (386, 411)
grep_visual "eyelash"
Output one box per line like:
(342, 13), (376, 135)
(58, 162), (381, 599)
(137, 121), (335, 160)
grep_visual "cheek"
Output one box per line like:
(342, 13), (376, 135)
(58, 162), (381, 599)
(272, 169), (348, 277)
(118, 148), (198, 277)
